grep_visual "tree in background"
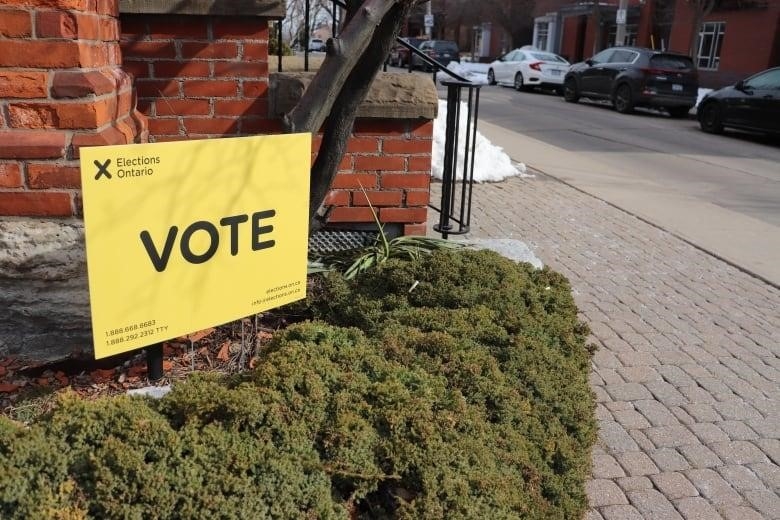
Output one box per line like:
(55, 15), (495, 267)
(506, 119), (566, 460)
(281, 0), (423, 230)
(483, 0), (535, 48)
(686, 0), (717, 58)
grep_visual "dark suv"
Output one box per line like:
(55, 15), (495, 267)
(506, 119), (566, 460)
(412, 40), (460, 71)
(563, 47), (698, 117)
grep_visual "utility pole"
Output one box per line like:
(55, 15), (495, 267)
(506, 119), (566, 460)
(425, 0), (433, 38)
(615, 0), (629, 46)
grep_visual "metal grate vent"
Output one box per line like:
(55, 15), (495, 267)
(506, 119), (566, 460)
(308, 230), (378, 254)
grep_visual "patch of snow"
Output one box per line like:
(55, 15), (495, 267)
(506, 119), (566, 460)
(437, 61), (490, 85)
(456, 238), (543, 269)
(432, 99), (532, 183)
(696, 88), (714, 108)
(128, 385), (172, 398)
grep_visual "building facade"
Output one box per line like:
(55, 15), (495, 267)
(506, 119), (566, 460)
(533, 0), (780, 87)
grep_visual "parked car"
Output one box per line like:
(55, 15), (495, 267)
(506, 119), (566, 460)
(563, 46), (698, 117)
(389, 37), (425, 67)
(698, 67), (780, 136)
(487, 48), (570, 91)
(412, 40), (460, 71)
(308, 38), (326, 52)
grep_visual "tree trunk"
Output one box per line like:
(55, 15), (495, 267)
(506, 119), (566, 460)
(308, 1), (415, 231)
(279, 0), (419, 230)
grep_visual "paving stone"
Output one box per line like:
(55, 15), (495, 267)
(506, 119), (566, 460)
(678, 444), (723, 469)
(587, 479), (629, 507)
(595, 386), (611, 403)
(688, 423), (730, 444)
(678, 386), (716, 405)
(616, 451), (660, 476)
(656, 365), (696, 387)
(682, 403), (721, 422)
(594, 350), (623, 369)
(720, 506), (766, 520)
(616, 352), (660, 367)
(629, 429), (656, 452)
(593, 451), (627, 479)
(718, 421), (760, 441)
(747, 417), (780, 439)
(650, 472), (699, 500)
(669, 406), (696, 425)
(644, 381), (687, 406)
(613, 410), (651, 430)
(586, 509), (605, 520)
(755, 438), (780, 465)
(716, 465), (768, 492)
(618, 366), (662, 383)
(749, 462), (780, 491)
(635, 400), (680, 426)
(685, 468), (743, 506)
(649, 449), (691, 472)
(596, 404), (614, 421)
(709, 441), (768, 465)
(597, 368), (625, 385)
(605, 401), (634, 412)
(600, 504), (644, 520)
(626, 489), (683, 520)
(617, 476), (654, 492)
(673, 497), (723, 520)
(714, 400), (763, 421)
(745, 489), (780, 517)
(605, 383), (654, 401)
(601, 421), (640, 453)
(646, 426), (699, 448)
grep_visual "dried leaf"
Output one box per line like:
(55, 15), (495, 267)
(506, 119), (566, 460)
(185, 328), (216, 344)
(0, 382), (19, 393)
(216, 341), (230, 362)
(90, 368), (115, 382)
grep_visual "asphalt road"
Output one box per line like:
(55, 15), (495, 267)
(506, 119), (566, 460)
(466, 84), (780, 285)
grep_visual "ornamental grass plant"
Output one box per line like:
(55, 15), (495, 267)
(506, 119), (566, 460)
(0, 249), (596, 519)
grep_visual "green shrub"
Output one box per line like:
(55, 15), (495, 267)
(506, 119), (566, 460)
(0, 250), (596, 519)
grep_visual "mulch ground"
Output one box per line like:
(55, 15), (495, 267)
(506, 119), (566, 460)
(0, 312), (292, 423)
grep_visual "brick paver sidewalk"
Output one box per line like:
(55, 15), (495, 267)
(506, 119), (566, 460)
(429, 174), (779, 519)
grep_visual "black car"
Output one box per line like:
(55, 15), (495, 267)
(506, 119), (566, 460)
(563, 46), (698, 117)
(698, 67), (780, 136)
(412, 40), (460, 71)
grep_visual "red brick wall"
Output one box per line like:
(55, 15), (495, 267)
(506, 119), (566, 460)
(119, 14), (274, 140)
(669, 2), (780, 87)
(119, 14), (431, 234)
(319, 119), (432, 236)
(0, 6), (432, 234)
(0, 0), (147, 217)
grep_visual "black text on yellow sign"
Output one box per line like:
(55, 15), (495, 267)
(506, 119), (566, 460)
(80, 134), (311, 358)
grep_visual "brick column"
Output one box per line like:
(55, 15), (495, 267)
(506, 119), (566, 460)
(0, 0), (147, 217)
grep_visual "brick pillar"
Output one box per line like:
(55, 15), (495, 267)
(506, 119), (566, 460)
(0, 0), (147, 217)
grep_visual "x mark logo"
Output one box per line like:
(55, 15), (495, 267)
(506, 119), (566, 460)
(94, 159), (112, 180)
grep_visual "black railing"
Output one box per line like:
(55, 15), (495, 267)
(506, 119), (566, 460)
(431, 80), (480, 238)
(276, 0), (481, 240)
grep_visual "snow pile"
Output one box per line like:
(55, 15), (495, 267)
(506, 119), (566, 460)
(432, 100), (529, 183)
(696, 88), (714, 108)
(438, 61), (490, 85)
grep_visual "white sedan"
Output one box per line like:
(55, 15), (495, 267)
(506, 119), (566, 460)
(487, 48), (570, 92)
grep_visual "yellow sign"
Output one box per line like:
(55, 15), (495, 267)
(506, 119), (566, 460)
(80, 134), (311, 358)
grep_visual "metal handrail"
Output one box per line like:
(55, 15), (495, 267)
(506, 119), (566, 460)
(275, 0), (481, 240)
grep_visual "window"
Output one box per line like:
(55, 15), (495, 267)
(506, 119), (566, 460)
(697, 22), (725, 70)
(609, 50), (638, 63)
(591, 49), (614, 64)
(745, 69), (780, 90)
(535, 22), (549, 51)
